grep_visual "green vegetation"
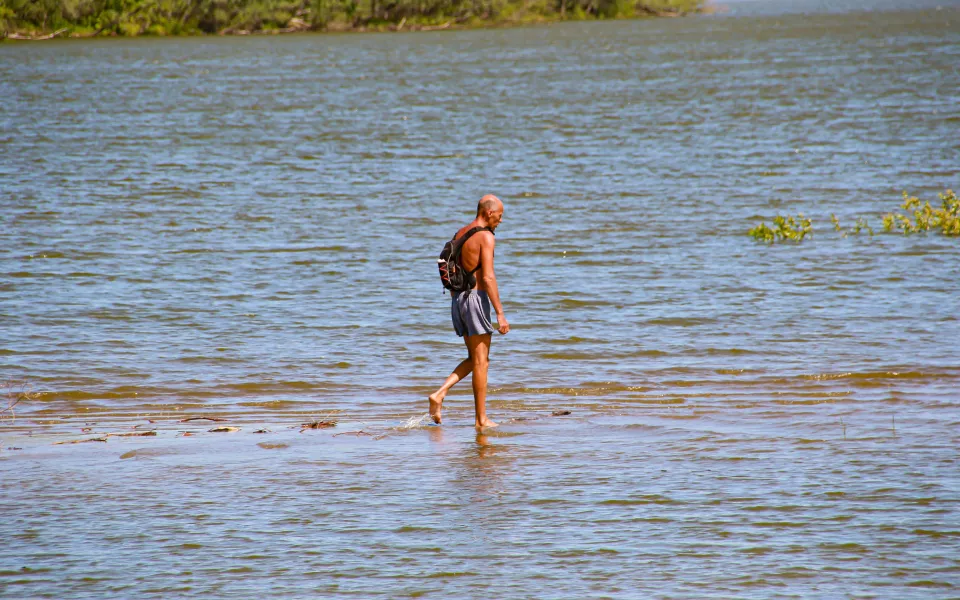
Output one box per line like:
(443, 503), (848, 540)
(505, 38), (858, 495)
(750, 190), (958, 244)
(881, 189), (960, 236)
(829, 189), (959, 238)
(749, 214), (812, 243)
(0, 0), (703, 38)
(830, 214), (873, 237)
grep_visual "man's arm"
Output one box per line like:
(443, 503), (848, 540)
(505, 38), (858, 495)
(479, 233), (509, 335)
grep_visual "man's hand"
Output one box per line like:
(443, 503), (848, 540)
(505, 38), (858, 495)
(497, 314), (510, 335)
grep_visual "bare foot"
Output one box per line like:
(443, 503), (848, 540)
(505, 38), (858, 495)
(475, 418), (498, 429)
(428, 392), (444, 424)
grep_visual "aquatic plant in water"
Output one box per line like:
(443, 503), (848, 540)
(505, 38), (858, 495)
(748, 214), (812, 243)
(1, 380), (41, 422)
(882, 190), (960, 236)
(752, 190), (957, 244)
(830, 214), (873, 237)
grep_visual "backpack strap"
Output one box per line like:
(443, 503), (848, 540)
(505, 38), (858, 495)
(450, 226), (493, 257)
(455, 226), (494, 242)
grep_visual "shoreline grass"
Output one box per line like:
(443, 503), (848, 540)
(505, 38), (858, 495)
(1, 0), (704, 40)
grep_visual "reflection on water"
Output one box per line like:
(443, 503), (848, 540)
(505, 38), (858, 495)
(2, 0), (960, 597)
(431, 428), (518, 502)
(474, 432), (496, 459)
(461, 431), (514, 486)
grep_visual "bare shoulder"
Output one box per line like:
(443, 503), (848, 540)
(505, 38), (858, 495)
(476, 230), (496, 247)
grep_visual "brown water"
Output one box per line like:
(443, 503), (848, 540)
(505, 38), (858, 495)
(2, 1), (960, 597)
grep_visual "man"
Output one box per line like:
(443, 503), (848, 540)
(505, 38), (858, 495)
(429, 194), (510, 428)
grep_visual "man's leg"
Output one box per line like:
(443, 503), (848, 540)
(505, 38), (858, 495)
(465, 333), (497, 428)
(429, 353), (472, 424)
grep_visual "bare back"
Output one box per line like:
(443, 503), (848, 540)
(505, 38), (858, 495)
(454, 222), (494, 292)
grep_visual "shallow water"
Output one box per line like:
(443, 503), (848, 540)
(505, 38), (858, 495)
(2, 0), (959, 597)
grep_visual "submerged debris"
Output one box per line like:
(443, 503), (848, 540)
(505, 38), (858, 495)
(332, 429), (373, 437)
(300, 419), (337, 432)
(179, 416), (227, 423)
(257, 442), (288, 450)
(551, 410), (572, 416)
(107, 431), (157, 438)
(55, 437), (108, 445)
(2, 379), (42, 422)
(208, 426), (240, 433)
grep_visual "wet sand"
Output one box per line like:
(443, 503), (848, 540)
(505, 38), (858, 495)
(3, 401), (958, 598)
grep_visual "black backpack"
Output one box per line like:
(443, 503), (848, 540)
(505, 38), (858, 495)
(437, 226), (493, 293)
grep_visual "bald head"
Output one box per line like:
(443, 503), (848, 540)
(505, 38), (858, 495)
(476, 194), (503, 217)
(475, 194), (504, 231)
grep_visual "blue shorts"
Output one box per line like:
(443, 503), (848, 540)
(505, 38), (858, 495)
(451, 290), (495, 337)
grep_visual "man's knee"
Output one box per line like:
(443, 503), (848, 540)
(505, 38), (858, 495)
(466, 335), (491, 365)
(470, 349), (489, 369)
